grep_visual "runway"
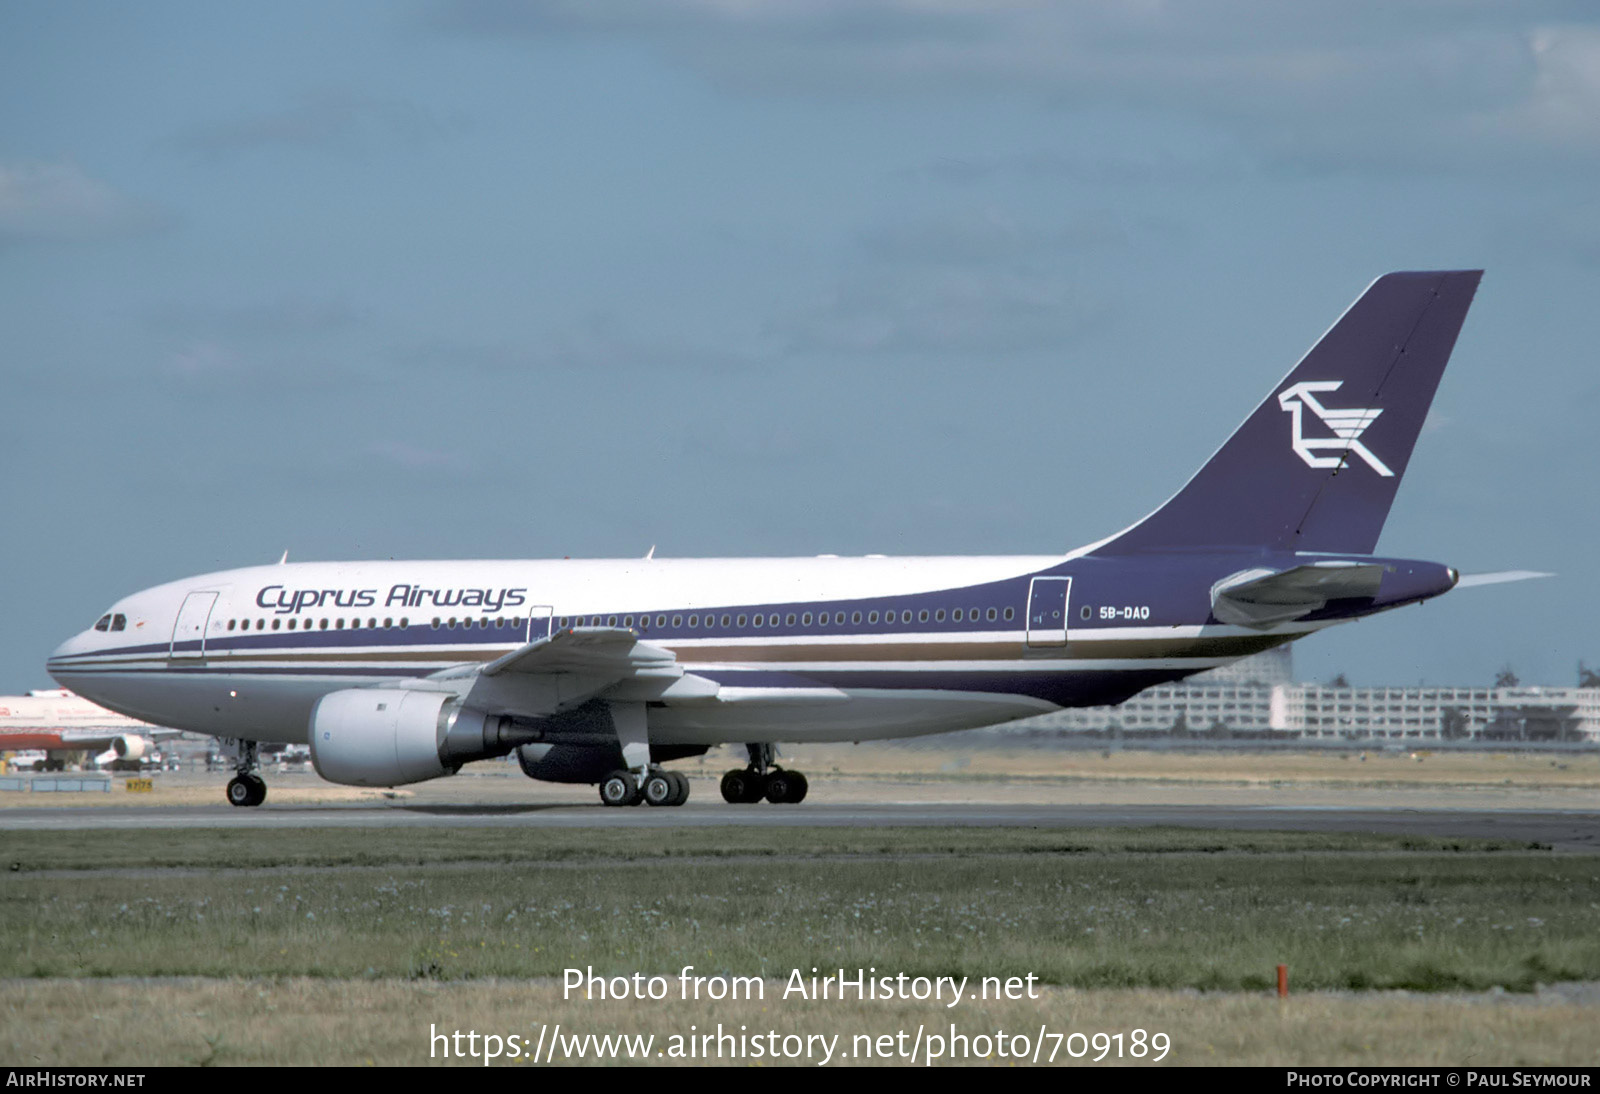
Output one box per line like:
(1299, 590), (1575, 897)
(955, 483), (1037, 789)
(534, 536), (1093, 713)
(3, 801), (1596, 850)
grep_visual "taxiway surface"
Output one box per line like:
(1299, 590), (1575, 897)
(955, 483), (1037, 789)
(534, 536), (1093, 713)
(3, 801), (1596, 850)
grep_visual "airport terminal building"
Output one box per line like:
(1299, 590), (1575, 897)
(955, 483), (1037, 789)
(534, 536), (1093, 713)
(1023, 648), (1600, 742)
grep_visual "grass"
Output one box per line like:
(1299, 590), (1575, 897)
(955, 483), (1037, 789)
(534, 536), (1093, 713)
(2, 828), (1595, 993)
(3, 978), (1596, 1067)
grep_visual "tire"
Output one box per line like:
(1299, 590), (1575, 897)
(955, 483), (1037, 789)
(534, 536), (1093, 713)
(764, 771), (793, 804)
(741, 770), (768, 803)
(246, 774), (268, 807)
(226, 777), (253, 807)
(721, 769), (765, 804)
(599, 770), (638, 807)
(786, 770), (808, 804)
(667, 771), (690, 806)
(643, 772), (675, 806)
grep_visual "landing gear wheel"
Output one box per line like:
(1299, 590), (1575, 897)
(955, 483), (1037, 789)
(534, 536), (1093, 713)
(227, 774), (266, 808)
(774, 770), (808, 804)
(764, 769), (808, 804)
(720, 768), (766, 804)
(643, 772), (676, 807)
(667, 770), (690, 806)
(599, 770), (639, 807)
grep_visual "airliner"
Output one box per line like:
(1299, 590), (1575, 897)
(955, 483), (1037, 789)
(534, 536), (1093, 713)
(0, 688), (178, 771)
(48, 270), (1522, 808)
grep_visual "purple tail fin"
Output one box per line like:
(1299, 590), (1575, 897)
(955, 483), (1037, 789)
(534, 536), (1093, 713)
(1095, 270), (1482, 556)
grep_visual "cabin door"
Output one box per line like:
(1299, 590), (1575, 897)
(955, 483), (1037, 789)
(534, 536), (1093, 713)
(170, 592), (218, 659)
(1025, 577), (1071, 648)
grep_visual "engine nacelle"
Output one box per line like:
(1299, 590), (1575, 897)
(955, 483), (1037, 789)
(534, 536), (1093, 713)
(310, 688), (548, 788)
(310, 689), (454, 787)
(112, 735), (150, 761)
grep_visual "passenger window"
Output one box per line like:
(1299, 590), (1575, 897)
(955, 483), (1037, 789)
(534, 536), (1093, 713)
(226, 619), (236, 632)
(320, 619), (329, 630)
(752, 615), (763, 628)
(672, 615), (682, 628)
(271, 620), (281, 631)
(737, 615), (748, 627)
(868, 611), (879, 624)
(852, 612), (861, 624)
(399, 617), (408, 628)
(386, 618), (394, 629)
(919, 610), (929, 622)
(786, 613), (796, 626)
(373, 619), (380, 629)
(721, 615), (731, 627)
(802, 613), (812, 626)
(432, 618), (441, 629)
(769, 614), (779, 627)
(656, 615), (665, 628)
(287, 619), (297, 631)
(688, 615), (698, 627)
(935, 610), (945, 622)
(1004, 607), (1015, 621)
(902, 610), (912, 623)
(987, 608), (997, 621)
(953, 609), (963, 622)
(836, 612), (846, 624)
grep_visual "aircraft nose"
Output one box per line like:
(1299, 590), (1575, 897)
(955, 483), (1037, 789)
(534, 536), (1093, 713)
(46, 632), (94, 681)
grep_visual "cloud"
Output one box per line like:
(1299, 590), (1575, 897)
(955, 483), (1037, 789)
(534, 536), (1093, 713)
(0, 161), (171, 245)
(434, 1), (1600, 170)
(144, 298), (368, 341)
(770, 268), (1110, 357)
(170, 90), (468, 160)
(369, 441), (471, 471)
(766, 206), (1124, 357)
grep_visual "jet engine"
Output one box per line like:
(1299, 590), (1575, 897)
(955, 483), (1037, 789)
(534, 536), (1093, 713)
(309, 688), (541, 787)
(111, 734), (150, 761)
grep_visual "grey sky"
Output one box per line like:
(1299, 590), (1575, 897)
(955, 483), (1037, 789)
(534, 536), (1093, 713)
(2, 1), (1594, 691)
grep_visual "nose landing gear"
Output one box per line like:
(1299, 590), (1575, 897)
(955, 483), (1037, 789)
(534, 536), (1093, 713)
(222, 738), (267, 807)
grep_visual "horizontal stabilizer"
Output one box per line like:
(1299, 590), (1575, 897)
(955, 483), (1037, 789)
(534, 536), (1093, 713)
(1454, 570), (1554, 588)
(1211, 562), (1387, 628)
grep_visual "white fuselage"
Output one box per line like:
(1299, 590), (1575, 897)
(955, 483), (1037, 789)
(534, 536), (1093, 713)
(46, 553), (1312, 749)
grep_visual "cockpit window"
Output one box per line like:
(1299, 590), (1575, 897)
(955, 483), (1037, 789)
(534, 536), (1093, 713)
(94, 614), (111, 632)
(111, 614), (127, 632)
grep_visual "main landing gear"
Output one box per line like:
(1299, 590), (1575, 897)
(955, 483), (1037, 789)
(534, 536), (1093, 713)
(721, 743), (808, 805)
(598, 767), (690, 807)
(222, 738), (267, 807)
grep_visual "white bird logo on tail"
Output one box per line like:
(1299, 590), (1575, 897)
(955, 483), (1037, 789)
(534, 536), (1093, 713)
(1277, 380), (1394, 477)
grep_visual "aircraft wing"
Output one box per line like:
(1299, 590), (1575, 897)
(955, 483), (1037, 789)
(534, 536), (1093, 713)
(1211, 562), (1387, 628)
(481, 626), (679, 678)
(457, 626), (721, 703)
